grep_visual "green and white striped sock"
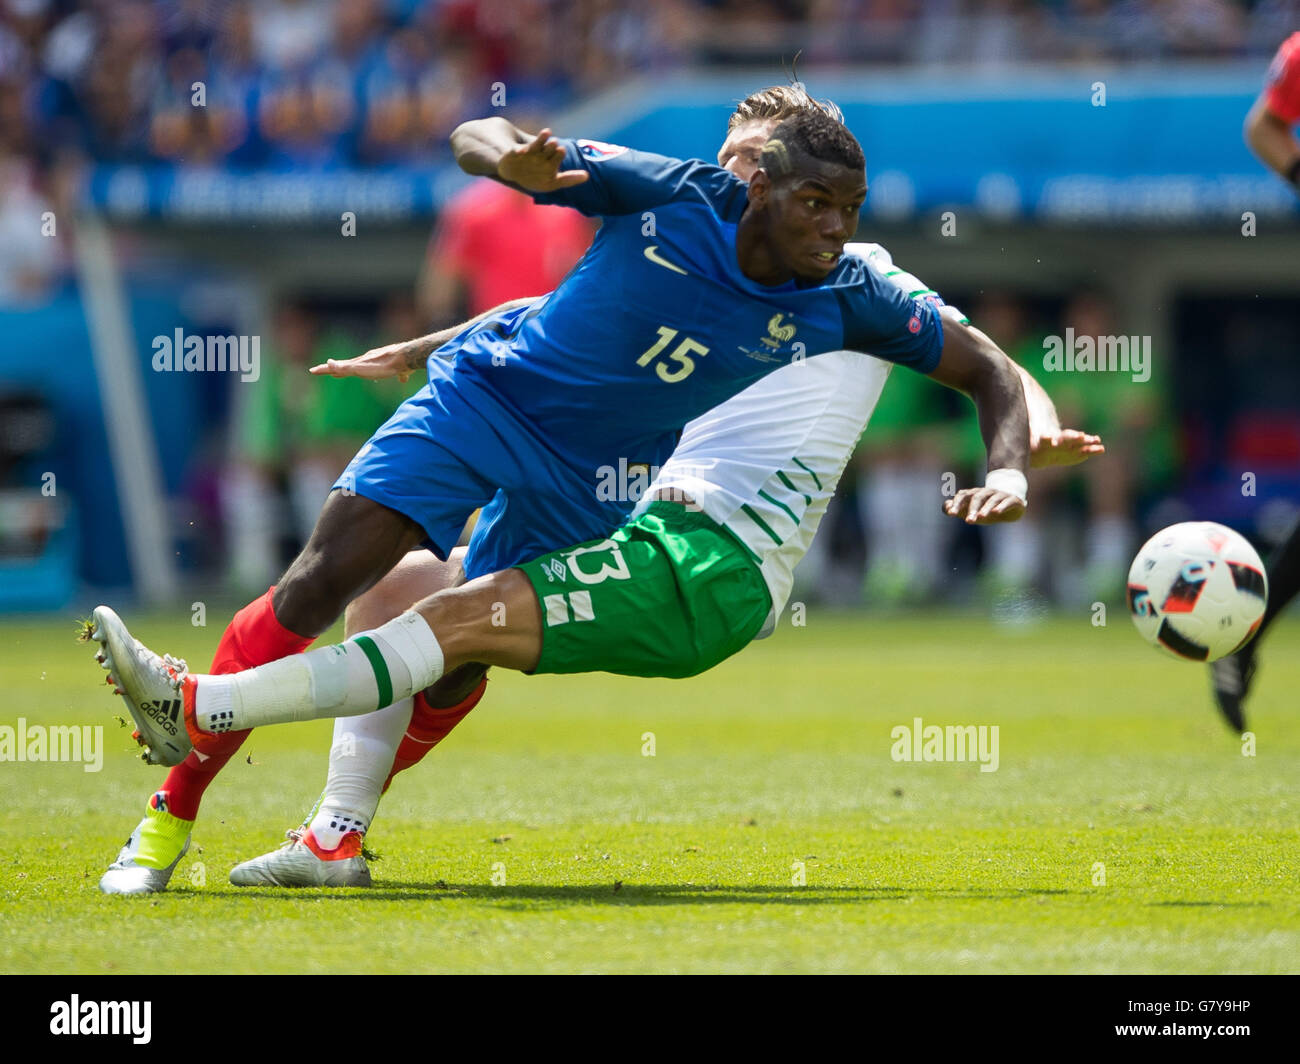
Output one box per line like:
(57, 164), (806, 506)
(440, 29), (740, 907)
(194, 611), (444, 732)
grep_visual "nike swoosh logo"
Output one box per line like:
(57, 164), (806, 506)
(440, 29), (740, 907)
(643, 245), (687, 275)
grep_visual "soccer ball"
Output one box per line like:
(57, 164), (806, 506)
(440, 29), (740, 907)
(1126, 521), (1268, 662)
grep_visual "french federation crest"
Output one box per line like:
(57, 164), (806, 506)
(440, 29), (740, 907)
(760, 313), (797, 349)
(740, 313), (798, 363)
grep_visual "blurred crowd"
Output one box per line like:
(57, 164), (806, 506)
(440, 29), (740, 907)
(0, 0), (1296, 172)
(222, 294), (420, 591)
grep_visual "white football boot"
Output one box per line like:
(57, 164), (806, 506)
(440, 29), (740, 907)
(99, 814), (191, 895)
(90, 606), (193, 766)
(229, 828), (372, 888)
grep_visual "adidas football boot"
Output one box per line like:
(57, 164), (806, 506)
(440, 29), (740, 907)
(91, 606), (192, 766)
(229, 828), (372, 888)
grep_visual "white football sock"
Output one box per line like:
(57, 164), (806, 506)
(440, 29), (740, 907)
(194, 611), (443, 732)
(308, 698), (414, 849)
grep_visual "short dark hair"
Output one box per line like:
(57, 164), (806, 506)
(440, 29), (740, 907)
(729, 84), (845, 131)
(759, 109), (865, 182)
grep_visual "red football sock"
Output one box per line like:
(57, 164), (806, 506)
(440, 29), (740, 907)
(382, 679), (488, 793)
(159, 587), (313, 821)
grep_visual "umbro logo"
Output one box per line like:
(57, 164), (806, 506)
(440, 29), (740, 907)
(541, 557), (568, 583)
(643, 245), (687, 275)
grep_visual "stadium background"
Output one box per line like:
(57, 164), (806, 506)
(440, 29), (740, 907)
(2, 0), (1299, 983)
(1, 0), (1298, 618)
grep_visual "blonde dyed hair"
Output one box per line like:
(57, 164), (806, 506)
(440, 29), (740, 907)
(728, 84), (845, 131)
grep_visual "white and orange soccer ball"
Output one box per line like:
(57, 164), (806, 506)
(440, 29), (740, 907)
(1127, 521), (1268, 663)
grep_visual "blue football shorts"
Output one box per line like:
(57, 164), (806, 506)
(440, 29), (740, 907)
(333, 363), (638, 580)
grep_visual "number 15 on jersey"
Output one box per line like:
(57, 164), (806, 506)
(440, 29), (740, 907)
(637, 326), (709, 383)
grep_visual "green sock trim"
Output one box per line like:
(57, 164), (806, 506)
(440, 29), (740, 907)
(352, 635), (393, 710)
(137, 806), (193, 869)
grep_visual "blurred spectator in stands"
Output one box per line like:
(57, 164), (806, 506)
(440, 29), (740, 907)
(224, 299), (416, 592)
(76, 1), (161, 162)
(910, 0), (1064, 66)
(498, 7), (571, 111)
(0, 66), (33, 157)
(13, 0), (1299, 171)
(1158, 0), (1245, 58)
(968, 0), (1060, 69)
(799, 0), (908, 66)
(968, 292), (1056, 602)
(418, 147), (595, 323)
(856, 367), (960, 607)
(257, 62), (355, 169)
(148, 42), (239, 165)
(580, 0), (697, 87)
(1110, 0), (1170, 60)
(360, 25), (470, 165)
(251, 0), (367, 169)
(146, 0), (255, 165)
(1246, 0), (1300, 55)
(201, 2), (265, 165)
(251, 0), (334, 73)
(0, 152), (61, 305)
(1065, 0), (1122, 62)
(314, 0), (387, 160)
(1038, 291), (1175, 605)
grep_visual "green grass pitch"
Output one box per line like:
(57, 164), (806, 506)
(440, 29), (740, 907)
(1, 608), (1296, 974)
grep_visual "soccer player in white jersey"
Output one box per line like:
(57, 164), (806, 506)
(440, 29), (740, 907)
(94, 87), (1100, 891)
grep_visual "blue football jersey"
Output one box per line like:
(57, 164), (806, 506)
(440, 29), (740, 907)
(433, 138), (944, 473)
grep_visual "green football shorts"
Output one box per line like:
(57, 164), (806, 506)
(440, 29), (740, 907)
(516, 501), (772, 679)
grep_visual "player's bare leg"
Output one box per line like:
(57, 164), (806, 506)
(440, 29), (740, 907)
(271, 491), (432, 637)
(92, 566), (535, 775)
(149, 569), (536, 746)
(228, 550), (492, 886)
(94, 492), (426, 894)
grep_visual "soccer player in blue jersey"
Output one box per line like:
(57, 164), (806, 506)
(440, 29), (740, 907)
(317, 111), (1023, 624)
(94, 110), (1030, 885)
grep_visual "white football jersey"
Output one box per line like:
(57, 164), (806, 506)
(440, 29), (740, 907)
(642, 242), (955, 636)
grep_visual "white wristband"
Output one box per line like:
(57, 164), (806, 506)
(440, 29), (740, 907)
(985, 467), (1028, 503)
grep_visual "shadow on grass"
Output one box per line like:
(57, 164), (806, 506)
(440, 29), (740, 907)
(167, 882), (1081, 909)
(1145, 900), (1271, 908)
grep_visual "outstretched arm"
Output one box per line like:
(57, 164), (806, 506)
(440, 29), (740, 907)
(309, 297), (542, 382)
(451, 119), (589, 193)
(926, 309), (1030, 524)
